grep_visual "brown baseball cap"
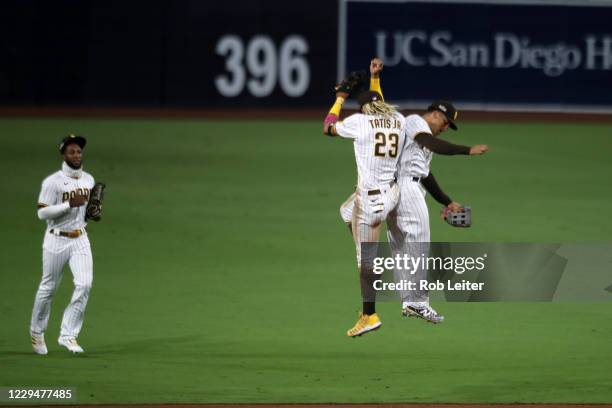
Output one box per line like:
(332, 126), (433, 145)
(427, 100), (458, 130)
(59, 134), (87, 153)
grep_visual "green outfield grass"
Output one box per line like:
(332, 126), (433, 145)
(0, 118), (611, 404)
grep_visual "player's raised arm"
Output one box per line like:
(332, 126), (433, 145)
(369, 57), (384, 99)
(324, 57), (384, 137)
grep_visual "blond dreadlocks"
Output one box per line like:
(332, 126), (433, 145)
(361, 100), (399, 118)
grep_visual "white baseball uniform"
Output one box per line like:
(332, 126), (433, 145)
(30, 161), (95, 340)
(335, 112), (406, 272)
(387, 114), (435, 306)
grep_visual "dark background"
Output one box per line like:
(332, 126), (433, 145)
(0, 0), (337, 107)
(2, 0), (612, 110)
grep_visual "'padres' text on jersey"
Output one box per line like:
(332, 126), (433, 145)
(38, 170), (95, 232)
(335, 112), (406, 190)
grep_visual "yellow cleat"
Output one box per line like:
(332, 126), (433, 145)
(346, 313), (382, 337)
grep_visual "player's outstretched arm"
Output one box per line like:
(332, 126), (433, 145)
(415, 134), (489, 156)
(414, 133), (469, 155)
(469, 144), (488, 155)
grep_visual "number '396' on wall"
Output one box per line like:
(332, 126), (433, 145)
(215, 35), (310, 98)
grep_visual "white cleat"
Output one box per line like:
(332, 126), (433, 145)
(31, 333), (48, 355)
(402, 303), (445, 324)
(58, 337), (84, 354)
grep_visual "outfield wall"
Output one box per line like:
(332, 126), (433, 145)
(2, 0), (612, 112)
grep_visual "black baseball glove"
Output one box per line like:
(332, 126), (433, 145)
(86, 182), (105, 222)
(333, 70), (369, 98)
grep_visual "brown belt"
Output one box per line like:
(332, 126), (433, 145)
(367, 182), (395, 196)
(49, 229), (83, 238)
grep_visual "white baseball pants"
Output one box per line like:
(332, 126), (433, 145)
(30, 233), (93, 339)
(387, 178), (431, 305)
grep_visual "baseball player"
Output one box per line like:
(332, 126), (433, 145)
(30, 135), (97, 355)
(388, 101), (488, 323)
(324, 62), (407, 337)
(338, 59), (385, 235)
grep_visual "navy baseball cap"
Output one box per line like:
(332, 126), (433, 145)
(428, 100), (458, 130)
(59, 134), (87, 153)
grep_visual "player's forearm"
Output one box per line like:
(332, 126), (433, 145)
(415, 134), (470, 155)
(323, 96), (345, 136)
(37, 202), (70, 220)
(369, 57), (384, 99)
(420, 173), (452, 206)
(325, 96), (345, 123)
(369, 77), (383, 100)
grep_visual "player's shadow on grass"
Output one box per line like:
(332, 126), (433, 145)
(0, 350), (41, 357)
(84, 334), (202, 356)
(0, 350), (89, 359)
(0, 335), (225, 358)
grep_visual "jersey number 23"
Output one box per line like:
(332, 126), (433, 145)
(374, 133), (399, 158)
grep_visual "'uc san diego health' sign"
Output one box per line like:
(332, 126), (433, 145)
(339, 0), (612, 112)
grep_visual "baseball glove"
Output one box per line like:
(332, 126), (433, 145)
(85, 182), (105, 222)
(334, 70), (369, 98)
(442, 206), (472, 228)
